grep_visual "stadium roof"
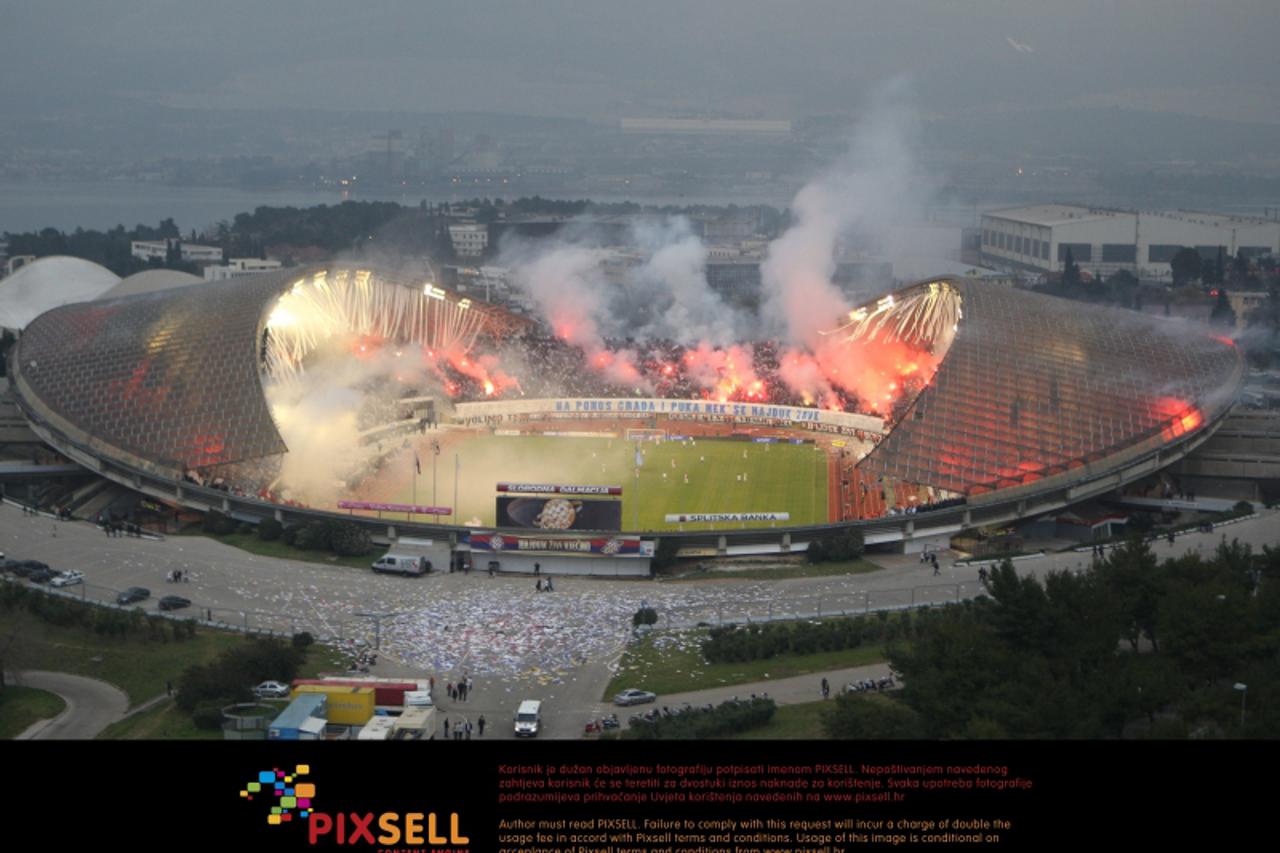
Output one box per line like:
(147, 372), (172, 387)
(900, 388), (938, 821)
(13, 265), (530, 474)
(101, 269), (202, 300)
(857, 280), (1241, 496)
(10, 268), (1242, 498)
(0, 256), (120, 330)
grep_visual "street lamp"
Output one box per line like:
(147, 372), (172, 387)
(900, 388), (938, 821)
(1234, 682), (1247, 731)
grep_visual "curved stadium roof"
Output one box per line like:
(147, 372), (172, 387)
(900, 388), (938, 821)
(0, 256), (120, 330)
(858, 280), (1241, 496)
(12, 265), (529, 475)
(11, 269), (1242, 498)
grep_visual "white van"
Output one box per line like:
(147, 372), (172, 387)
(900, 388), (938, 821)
(514, 700), (542, 737)
(371, 554), (429, 576)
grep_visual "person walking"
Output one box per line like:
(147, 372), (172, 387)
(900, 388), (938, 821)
(443, 717), (450, 738)
(478, 715), (486, 737)
(821, 677), (830, 699)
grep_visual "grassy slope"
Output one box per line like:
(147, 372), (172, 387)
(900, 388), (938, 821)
(1, 617), (246, 706)
(726, 700), (830, 739)
(603, 631), (888, 698)
(0, 686), (67, 738)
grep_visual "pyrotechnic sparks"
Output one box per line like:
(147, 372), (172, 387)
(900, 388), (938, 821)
(262, 270), (490, 384)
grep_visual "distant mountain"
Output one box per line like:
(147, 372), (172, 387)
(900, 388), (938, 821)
(925, 107), (1280, 167)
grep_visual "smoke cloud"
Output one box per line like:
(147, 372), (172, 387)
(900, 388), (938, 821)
(761, 79), (927, 347)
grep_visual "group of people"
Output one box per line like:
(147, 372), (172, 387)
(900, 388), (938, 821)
(446, 331), (890, 416)
(445, 675), (474, 702)
(441, 715), (484, 740)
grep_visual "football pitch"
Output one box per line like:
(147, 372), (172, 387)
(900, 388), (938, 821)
(395, 434), (829, 531)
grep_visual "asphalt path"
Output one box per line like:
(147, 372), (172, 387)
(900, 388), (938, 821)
(11, 670), (129, 740)
(4, 501), (1277, 739)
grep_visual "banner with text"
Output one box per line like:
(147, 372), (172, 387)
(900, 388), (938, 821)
(454, 397), (884, 434)
(338, 500), (451, 515)
(498, 483), (624, 496)
(664, 512), (791, 523)
(469, 532), (652, 557)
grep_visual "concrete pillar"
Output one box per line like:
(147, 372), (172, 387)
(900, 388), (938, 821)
(221, 497), (230, 513)
(781, 532), (791, 553)
(962, 509), (972, 527)
(387, 525), (397, 540)
(717, 535), (727, 556)
(274, 508), (284, 523)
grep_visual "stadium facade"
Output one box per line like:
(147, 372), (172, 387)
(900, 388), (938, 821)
(7, 265), (1244, 562)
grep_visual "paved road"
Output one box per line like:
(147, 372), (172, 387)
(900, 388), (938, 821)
(4, 501), (1277, 739)
(11, 670), (130, 740)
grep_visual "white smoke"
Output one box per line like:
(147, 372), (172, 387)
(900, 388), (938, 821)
(500, 215), (748, 349)
(760, 80), (927, 347)
(265, 343), (445, 506)
(624, 217), (746, 345)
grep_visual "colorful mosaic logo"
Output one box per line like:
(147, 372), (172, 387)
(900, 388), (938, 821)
(239, 764), (316, 826)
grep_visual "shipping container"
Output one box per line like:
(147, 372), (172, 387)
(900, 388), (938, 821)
(291, 685), (375, 726)
(268, 694), (327, 741)
(294, 679), (418, 707)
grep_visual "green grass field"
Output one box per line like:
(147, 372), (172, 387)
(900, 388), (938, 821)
(385, 435), (828, 531)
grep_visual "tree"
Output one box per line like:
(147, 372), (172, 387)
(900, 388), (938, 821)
(1210, 288), (1236, 327)
(1170, 247), (1202, 285)
(823, 694), (924, 739)
(1062, 248), (1081, 289)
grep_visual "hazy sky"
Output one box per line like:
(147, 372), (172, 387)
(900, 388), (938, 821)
(2, 0), (1277, 121)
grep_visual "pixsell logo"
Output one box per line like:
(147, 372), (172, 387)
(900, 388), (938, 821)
(239, 764), (469, 847)
(239, 764), (318, 826)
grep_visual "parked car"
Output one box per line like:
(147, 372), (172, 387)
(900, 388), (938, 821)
(11, 560), (49, 579)
(116, 587), (151, 606)
(252, 681), (291, 699)
(613, 688), (658, 706)
(49, 570), (85, 588)
(28, 568), (57, 584)
(158, 595), (191, 611)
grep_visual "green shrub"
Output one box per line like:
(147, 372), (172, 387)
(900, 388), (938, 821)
(258, 518), (284, 541)
(632, 607), (658, 627)
(329, 522), (372, 557)
(191, 702), (226, 731)
(629, 697), (776, 739)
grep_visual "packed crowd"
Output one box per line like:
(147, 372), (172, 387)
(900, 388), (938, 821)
(440, 332), (927, 419)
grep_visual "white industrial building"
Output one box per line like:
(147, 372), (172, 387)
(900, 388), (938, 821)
(130, 239), (224, 264)
(448, 223), (489, 258)
(980, 204), (1280, 280)
(202, 258), (283, 281)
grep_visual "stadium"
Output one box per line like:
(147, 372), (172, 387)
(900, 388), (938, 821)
(6, 264), (1244, 575)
